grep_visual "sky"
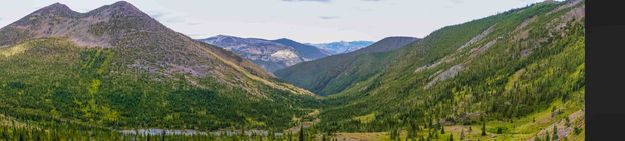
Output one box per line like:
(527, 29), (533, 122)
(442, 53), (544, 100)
(0, 0), (548, 43)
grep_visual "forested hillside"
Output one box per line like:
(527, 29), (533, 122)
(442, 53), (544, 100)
(276, 37), (419, 96)
(0, 0), (585, 140)
(314, 0), (584, 140)
(0, 1), (318, 135)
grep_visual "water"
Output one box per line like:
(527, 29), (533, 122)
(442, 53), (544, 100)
(119, 128), (281, 137)
(119, 129), (207, 136)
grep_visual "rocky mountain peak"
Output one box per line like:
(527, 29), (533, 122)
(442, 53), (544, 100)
(28, 2), (77, 17)
(1, 1), (172, 48)
(90, 1), (147, 17)
(42, 2), (70, 10)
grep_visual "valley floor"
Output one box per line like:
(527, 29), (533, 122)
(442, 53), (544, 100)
(325, 93), (585, 141)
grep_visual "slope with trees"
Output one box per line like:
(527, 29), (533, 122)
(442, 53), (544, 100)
(0, 1), (318, 133)
(315, 0), (584, 140)
(276, 37), (419, 96)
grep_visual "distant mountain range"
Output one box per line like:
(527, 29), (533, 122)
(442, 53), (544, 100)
(199, 36), (375, 72)
(0, 0), (585, 140)
(276, 36), (419, 95)
(309, 40), (374, 55)
(199, 35), (331, 72)
(273, 38), (331, 60)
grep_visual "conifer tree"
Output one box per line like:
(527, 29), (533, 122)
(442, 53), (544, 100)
(552, 126), (558, 140)
(449, 134), (453, 141)
(299, 125), (305, 141)
(460, 128), (464, 140)
(160, 130), (166, 141)
(481, 122), (487, 136)
(440, 124), (445, 134)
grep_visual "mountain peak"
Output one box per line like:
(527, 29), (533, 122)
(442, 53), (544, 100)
(32, 2), (77, 16)
(383, 36), (417, 39)
(273, 38), (298, 43)
(206, 35), (243, 41)
(44, 2), (70, 10)
(214, 34), (238, 38)
(89, 1), (145, 17)
(2, 0), (168, 48)
(109, 1), (139, 11)
(353, 36), (418, 53)
(112, 1), (132, 6)
(48, 2), (68, 8)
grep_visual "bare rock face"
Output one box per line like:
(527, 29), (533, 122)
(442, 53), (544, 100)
(0, 1), (318, 96)
(310, 40), (375, 55)
(200, 35), (307, 72)
(1, 1), (165, 48)
(425, 64), (464, 89)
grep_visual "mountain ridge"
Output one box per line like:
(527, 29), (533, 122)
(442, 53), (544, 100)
(0, 0), (585, 140)
(0, 1), (317, 132)
(199, 34), (331, 72)
(315, 2), (585, 140)
(272, 38), (330, 61)
(276, 36), (419, 96)
(309, 40), (375, 55)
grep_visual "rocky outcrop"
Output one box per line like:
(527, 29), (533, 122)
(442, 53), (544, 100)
(200, 35), (307, 72)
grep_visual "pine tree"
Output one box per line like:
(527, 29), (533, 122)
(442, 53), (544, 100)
(481, 122), (487, 136)
(449, 134), (453, 141)
(161, 130), (166, 141)
(299, 125), (305, 141)
(460, 128), (464, 140)
(242, 126), (247, 138)
(574, 127), (582, 135)
(394, 128), (401, 141)
(390, 128), (396, 141)
(552, 126), (558, 140)
(440, 124), (445, 134)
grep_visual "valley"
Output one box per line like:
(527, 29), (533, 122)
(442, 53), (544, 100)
(0, 0), (584, 140)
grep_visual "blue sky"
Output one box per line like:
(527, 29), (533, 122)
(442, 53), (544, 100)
(0, 0), (549, 43)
